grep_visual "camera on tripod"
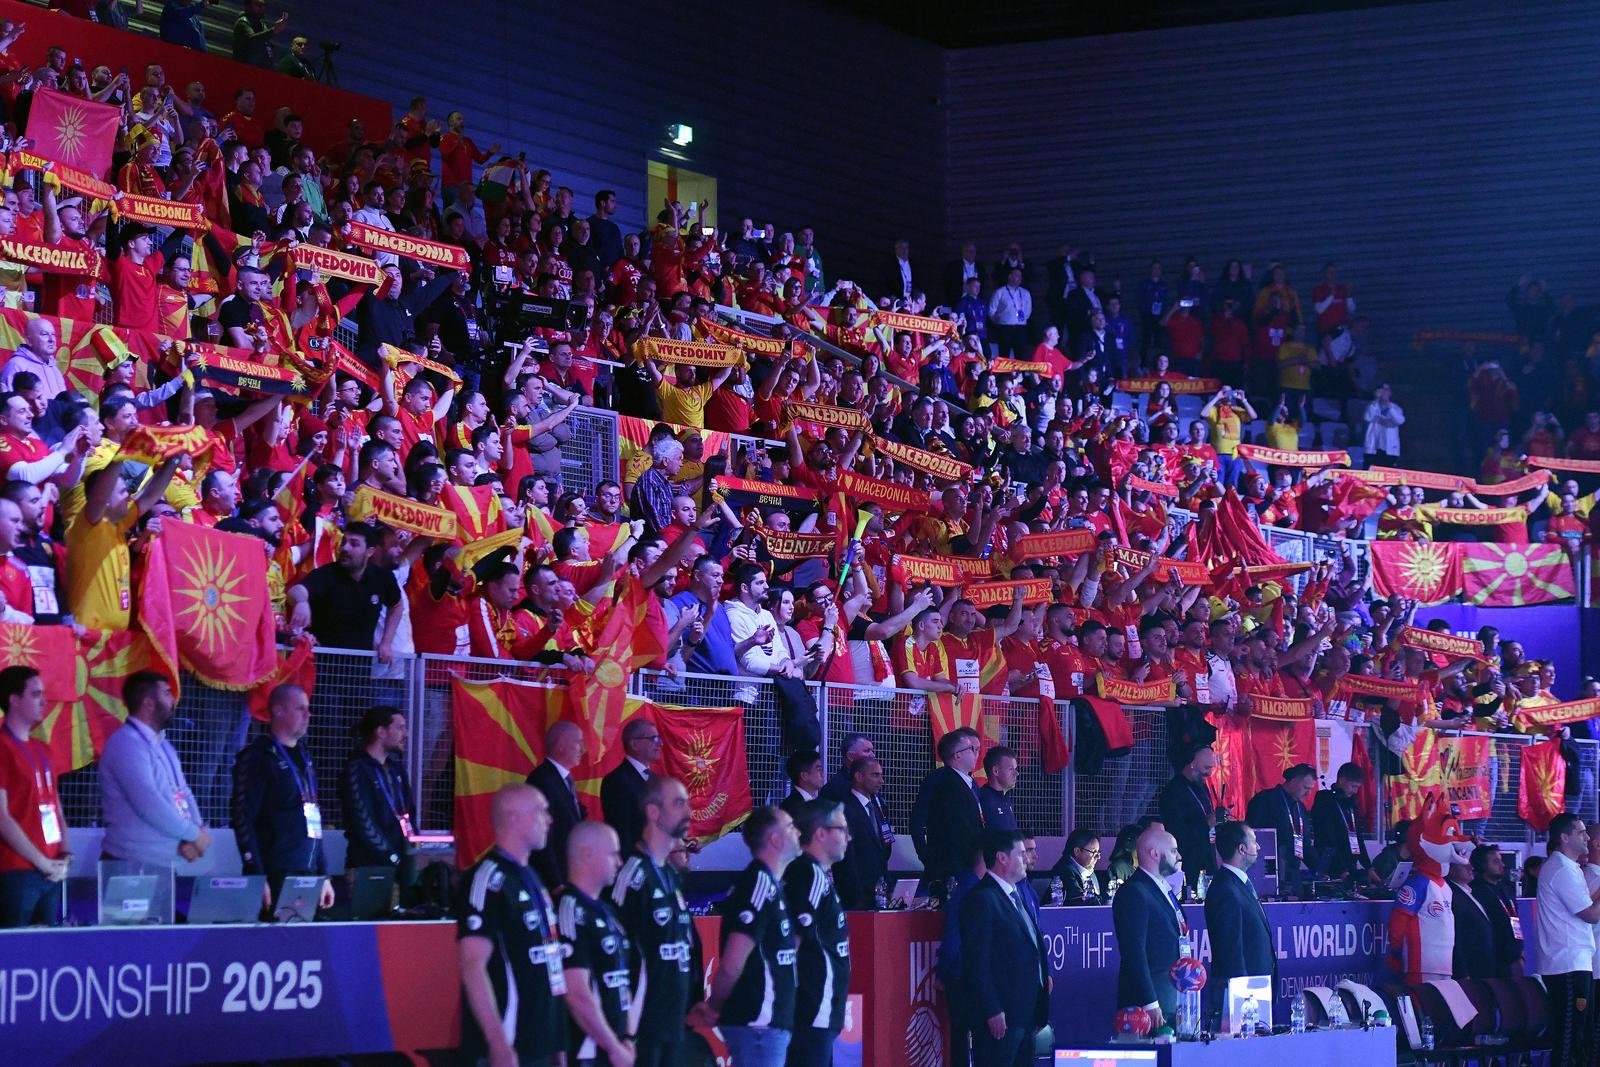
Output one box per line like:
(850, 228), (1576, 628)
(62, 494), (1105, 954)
(489, 293), (589, 347)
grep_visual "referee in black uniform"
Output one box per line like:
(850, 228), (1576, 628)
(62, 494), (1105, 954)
(784, 800), (853, 1067)
(458, 783), (567, 1067)
(609, 777), (697, 1067)
(558, 821), (633, 1067)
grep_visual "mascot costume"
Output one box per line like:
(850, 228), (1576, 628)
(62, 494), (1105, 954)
(1387, 794), (1473, 983)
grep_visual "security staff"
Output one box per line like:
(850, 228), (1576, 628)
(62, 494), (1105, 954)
(458, 784), (567, 1067)
(1246, 763), (1319, 895)
(1204, 821), (1274, 1024)
(1311, 762), (1370, 881)
(784, 801), (852, 1067)
(559, 821), (633, 1067)
(689, 806), (802, 1066)
(1112, 828), (1186, 1027)
(230, 684), (333, 912)
(1157, 744), (1217, 892)
(339, 705), (416, 888)
(610, 776), (696, 1067)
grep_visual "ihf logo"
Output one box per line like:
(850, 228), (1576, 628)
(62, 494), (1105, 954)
(906, 940), (943, 1067)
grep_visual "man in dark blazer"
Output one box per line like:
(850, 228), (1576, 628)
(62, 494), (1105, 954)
(1449, 860), (1500, 979)
(879, 238), (919, 305)
(835, 757), (891, 910)
(958, 830), (1050, 1067)
(1312, 762), (1372, 882)
(819, 734), (874, 803)
(1112, 827), (1185, 1026)
(780, 749), (825, 820)
(1245, 763), (1320, 896)
(912, 727), (986, 890)
(600, 718), (660, 857)
(1060, 266), (1103, 349)
(943, 240), (983, 307)
(525, 721), (586, 886)
(1050, 828), (1107, 904)
(1205, 821), (1275, 1024)
(1157, 744), (1217, 892)
(1469, 844), (1524, 975)
(977, 746), (1019, 832)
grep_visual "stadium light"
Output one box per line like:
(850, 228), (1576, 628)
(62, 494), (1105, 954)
(667, 123), (694, 147)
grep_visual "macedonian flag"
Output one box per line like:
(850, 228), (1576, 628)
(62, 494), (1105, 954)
(29, 630), (159, 773)
(1245, 715), (1315, 805)
(1368, 541), (1463, 605)
(1461, 543), (1575, 607)
(1388, 728), (1444, 823)
(1517, 739), (1566, 831)
(25, 88), (120, 178)
(138, 521), (278, 692)
(650, 702), (753, 844)
(452, 677), (555, 867)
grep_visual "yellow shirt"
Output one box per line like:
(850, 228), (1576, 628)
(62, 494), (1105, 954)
(66, 509), (137, 631)
(655, 379), (715, 429)
(1544, 489), (1597, 520)
(1207, 406), (1242, 456)
(1266, 420), (1300, 451)
(1276, 341), (1316, 391)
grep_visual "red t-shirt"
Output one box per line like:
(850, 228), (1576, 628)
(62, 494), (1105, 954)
(1209, 317), (1249, 363)
(1313, 283), (1350, 332)
(0, 729), (63, 873)
(1166, 315), (1204, 360)
(41, 236), (100, 324)
(396, 407), (437, 461)
(797, 617), (853, 686)
(1041, 638), (1100, 699)
(0, 431), (48, 479)
(1032, 344), (1073, 381)
(221, 111), (264, 148)
(111, 251), (164, 333)
(705, 387), (753, 433)
(438, 132), (486, 189)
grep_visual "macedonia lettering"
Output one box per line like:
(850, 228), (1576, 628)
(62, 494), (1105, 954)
(345, 220), (470, 270)
(348, 486), (458, 539)
(0, 238), (102, 275)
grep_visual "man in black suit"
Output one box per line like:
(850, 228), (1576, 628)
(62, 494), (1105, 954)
(780, 749), (825, 819)
(1045, 244), (1082, 330)
(835, 757), (891, 910)
(977, 745), (1019, 831)
(943, 240), (983, 306)
(1112, 827), (1186, 1027)
(1050, 828), (1106, 904)
(1205, 821), (1275, 1025)
(1245, 763), (1320, 896)
(880, 238), (918, 305)
(1311, 762), (1371, 882)
(912, 727), (986, 891)
(1060, 266), (1103, 350)
(959, 830), (1050, 1067)
(1469, 844), (1524, 975)
(1157, 744), (1217, 892)
(525, 721), (586, 886)
(1449, 858), (1499, 979)
(819, 733), (874, 803)
(599, 717), (659, 856)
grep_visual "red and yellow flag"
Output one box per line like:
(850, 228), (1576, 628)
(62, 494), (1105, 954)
(248, 638), (316, 723)
(440, 483), (505, 544)
(138, 521), (278, 692)
(1368, 541), (1463, 606)
(1518, 740), (1566, 832)
(0, 623), (82, 701)
(1246, 716), (1315, 803)
(23, 90), (120, 178)
(30, 629), (158, 773)
(1207, 713), (1251, 816)
(451, 677), (555, 867)
(650, 702), (753, 844)
(1388, 728), (1443, 822)
(1461, 543), (1574, 606)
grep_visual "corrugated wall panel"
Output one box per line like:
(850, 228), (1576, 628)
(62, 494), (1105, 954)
(270, 0), (944, 284)
(943, 0), (1600, 348)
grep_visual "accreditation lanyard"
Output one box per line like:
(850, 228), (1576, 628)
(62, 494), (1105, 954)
(1337, 797), (1360, 856)
(7, 728), (61, 845)
(1282, 790), (1304, 859)
(140, 723), (191, 819)
(507, 856), (567, 995)
(275, 741), (322, 840)
(371, 760), (413, 839)
(1189, 781), (1216, 843)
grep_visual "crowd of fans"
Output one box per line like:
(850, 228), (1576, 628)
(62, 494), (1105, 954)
(0, 1), (1593, 910)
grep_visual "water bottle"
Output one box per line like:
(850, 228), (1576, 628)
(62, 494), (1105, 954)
(1327, 993), (1348, 1029)
(1049, 877), (1065, 907)
(1419, 1015), (1434, 1050)
(1240, 998), (1259, 1037)
(874, 878), (890, 911)
(1289, 996), (1306, 1034)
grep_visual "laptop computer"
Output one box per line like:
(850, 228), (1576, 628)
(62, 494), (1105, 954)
(348, 866), (397, 920)
(188, 875), (266, 925)
(100, 874), (159, 925)
(274, 876), (323, 923)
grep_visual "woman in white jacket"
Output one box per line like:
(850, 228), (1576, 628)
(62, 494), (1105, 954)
(1364, 383), (1406, 465)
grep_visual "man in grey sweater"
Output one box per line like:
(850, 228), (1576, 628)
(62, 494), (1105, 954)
(100, 672), (210, 866)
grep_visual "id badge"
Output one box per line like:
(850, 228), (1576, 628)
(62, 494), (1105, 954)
(1292, 832), (1304, 860)
(1508, 915), (1524, 941)
(303, 802), (324, 840)
(546, 950), (568, 994)
(1348, 831), (1360, 855)
(399, 813), (414, 840)
(1207, 826), (1217, 844)
(173, 790), (191, 818)
(1197, 678), (1211, 703)
(39, 803), (62, 845)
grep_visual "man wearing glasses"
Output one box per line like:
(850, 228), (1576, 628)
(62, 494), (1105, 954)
(600, 717), (662, 855)
(783, 801), (853, 1067)
(1052, 828), (1106, 904)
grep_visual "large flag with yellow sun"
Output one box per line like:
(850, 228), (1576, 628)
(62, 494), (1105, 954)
(1368, 541), (1463, 606)
(0, 624), (159, 772)
(650, 702), (752, 845)
(138, 521), (277, 692)
(25, 88), (119, 178)
(1461, 543), (1575, 606)
(1518, 739), (1566, 831)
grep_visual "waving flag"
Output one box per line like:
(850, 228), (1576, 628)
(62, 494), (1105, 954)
(1388, 728), (1444, 822)
(1368, 541), (1462, 605)
(1461, 543), (1574, 606)
(1246, 715), (1315, 803)
(139, 521), (277, 691)
(1207, 713), (1251, 817)
(248, 638), (316, 723)
(24, 88), (120, 179)
(451, 678), (554, 867)
(0, 623), (81, 701)
(30, 630), (158, 773)
(1518, 740), (1566, 831)
(650, 702), (753, 844)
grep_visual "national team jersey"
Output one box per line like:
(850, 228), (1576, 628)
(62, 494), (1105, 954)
(457, 849), (567, 1061)
(556, 886), (632, 1063)
(782, 854), (851, 1031)
(609, 850), (696, 1042)
(717, 860), (797, 1029)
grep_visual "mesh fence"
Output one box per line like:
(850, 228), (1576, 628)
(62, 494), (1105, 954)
(1070, 705), (1171, 839)
(558, 407), (622, 498)
(638, 670), (798, 810)
(823, 683), (935, 833)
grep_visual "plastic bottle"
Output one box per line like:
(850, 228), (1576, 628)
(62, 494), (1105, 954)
(1420, 1015), (1434, 1050)
(1240, 998), (1259, 1037)
(1327, 994), (1347, 1029)
(1289, 996), (1306, 1034)
(874, 878), (889, 910)
(1049, 877), (1065, 907)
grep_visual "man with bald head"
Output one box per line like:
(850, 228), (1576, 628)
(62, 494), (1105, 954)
(459, 784), (566, 1067)
(528, 720), (587, 885)
(558, 821), (633, 1067)
(1111, 827), (1187, 1026)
